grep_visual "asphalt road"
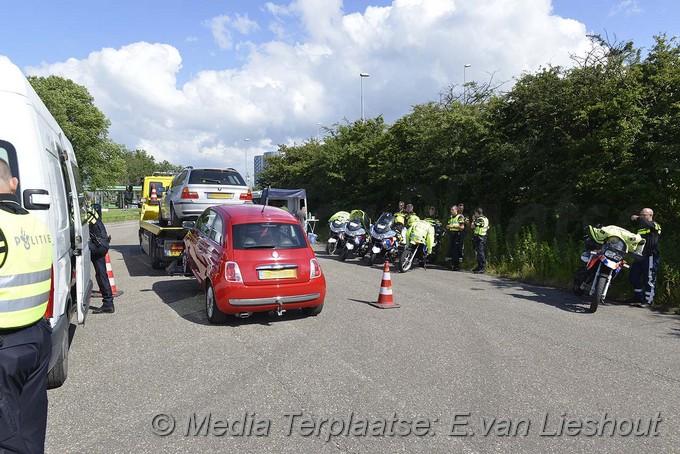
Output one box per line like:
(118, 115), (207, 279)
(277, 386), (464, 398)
(46, 220), (680, 453)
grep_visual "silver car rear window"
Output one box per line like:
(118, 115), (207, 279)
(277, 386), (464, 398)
(188, 170), (246, 186)
(233, 222), (306, 250)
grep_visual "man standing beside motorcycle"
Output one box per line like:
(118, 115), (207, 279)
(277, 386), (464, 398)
(405, 203), (415, 222)
(446, 205), (465, 271)
(395, 201), (406, 217)
(472, 208), (490, 274)
(629, 208), (661, 306)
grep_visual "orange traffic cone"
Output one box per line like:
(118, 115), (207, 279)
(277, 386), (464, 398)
(369, 261), (400, 309)
(92, 252), (124, 298)
(150, 184), (158, 202)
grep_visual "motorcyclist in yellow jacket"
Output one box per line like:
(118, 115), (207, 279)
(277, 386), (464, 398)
(405, 215), (435, 257)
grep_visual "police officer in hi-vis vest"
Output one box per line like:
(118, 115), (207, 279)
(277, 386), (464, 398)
(472, 208), (490, 274)
(0, 158), (53, 453)
(446, 205), (465, 271)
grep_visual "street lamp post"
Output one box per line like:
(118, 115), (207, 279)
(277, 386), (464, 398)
(360, 73), (370, 121)
(243, 138), (250, 188)
(316, 122), (322, 141)
(463, 64), (471, 105)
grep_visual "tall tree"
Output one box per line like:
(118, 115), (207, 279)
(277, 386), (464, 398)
(28, 75), (113, 187)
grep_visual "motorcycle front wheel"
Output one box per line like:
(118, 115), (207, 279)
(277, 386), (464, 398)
(399, 248), (414, 273)
(326, 241), (337, 255)
(590, 273), (609, 313)
(340, 247), (350, 262)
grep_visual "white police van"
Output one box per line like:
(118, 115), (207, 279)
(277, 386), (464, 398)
(0, 56), (92, 388)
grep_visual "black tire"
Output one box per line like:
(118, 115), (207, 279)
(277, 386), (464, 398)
(399, 248), (414, 273)
(340, 248), (350, 262)
(170, 204), (181, 227)
(590, 274), (608, 313)
(206, 282), (228, 324)
(47, 303), (72, 389)
(302, 303), (323, 316)
(370, 252), (381, 265)
(151, 257), (165, 269)
(326, 241), (337, 255)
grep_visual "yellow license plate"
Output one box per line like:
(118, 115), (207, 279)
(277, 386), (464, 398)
(207, 193), (234, 199)
(169, 250), (181, 257)
(260, 269), (297, 279)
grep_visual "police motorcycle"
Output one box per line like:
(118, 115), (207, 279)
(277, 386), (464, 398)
(340, 211), (371, 262)
(399, 216), (433, 273)
(573, 225), (645, 313)
(326, 217), (348, 255)
(368, 212), (403, 265)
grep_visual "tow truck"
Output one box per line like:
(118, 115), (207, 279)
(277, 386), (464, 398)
(138, 173), (187, 269)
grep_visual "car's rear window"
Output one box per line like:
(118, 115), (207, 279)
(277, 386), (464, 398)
(232, 222), (307, 249)
(188, 170), (246, 186)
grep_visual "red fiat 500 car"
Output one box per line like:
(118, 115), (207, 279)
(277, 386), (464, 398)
(184, 204), (326, 323)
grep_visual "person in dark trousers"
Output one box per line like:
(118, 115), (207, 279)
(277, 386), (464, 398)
(0, 158), (53, 453)
(123, 185), (133, 210)
(629, 207), (661, 306)
(88, 204), (115, 314)
(446, 205), (465, 270)
(472, 208), (489, 274)
(457, 203), (469, 262)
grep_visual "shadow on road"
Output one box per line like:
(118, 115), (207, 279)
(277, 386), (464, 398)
(477, 276), (617, 314)
(149, 278), (314, 327)
(109, 244), (168, 278)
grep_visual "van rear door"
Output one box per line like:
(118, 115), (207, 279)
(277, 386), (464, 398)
(61, 150), (92, 323)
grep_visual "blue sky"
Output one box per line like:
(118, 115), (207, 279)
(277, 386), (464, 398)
(1, 1), (676, 177)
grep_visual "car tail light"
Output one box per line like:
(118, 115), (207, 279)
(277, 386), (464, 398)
(225, 261), (243, 282)
(165, 241), (184, 257)
(45, 266), (55, 318)
(181, 187), (199, 199)
(310, 258), (322, 279)
(239, 189), (253, 201)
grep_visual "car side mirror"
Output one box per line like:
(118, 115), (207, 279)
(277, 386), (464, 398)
(182, 220), (195, 229)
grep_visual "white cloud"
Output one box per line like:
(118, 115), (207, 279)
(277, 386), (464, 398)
(25, 0), (592, 176)
(207, 15), (234, 50)
(610, 0), (643, 16)
(206, 14), (259, 50)
(232, 14), (260, 35)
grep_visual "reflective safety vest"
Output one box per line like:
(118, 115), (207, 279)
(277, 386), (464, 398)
(637, 222), (661, 237)
(0, 210), (53, 328)
(473, 216), (489, 236)
(447, 214), (465, 232)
